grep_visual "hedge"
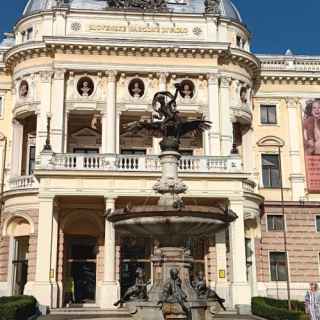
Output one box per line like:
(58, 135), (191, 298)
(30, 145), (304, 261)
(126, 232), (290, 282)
(252, 297), (308, 320)
(0, 295), (37, 320)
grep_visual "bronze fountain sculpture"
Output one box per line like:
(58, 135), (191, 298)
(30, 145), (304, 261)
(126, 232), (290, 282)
(108, 82), (237, 320)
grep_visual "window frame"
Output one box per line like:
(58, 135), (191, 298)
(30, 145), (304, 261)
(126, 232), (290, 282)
(315, 216), (320, 233)
(266, 214), (285, 232)
(0, 95), (4, 119)
(269, 251), (289, 282)
(261, 153), (281, 189)
(260, 104), (278, 125)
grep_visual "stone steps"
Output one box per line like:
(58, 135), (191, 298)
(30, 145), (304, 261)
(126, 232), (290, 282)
(42, 308), (133, 319)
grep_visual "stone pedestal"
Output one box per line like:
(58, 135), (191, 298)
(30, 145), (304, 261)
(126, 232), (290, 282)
(153, 151), (187, 207)
(126, 246), (220, 320)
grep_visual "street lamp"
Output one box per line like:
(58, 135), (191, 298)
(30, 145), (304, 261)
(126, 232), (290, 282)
(277, 145), (292, 311)
(0, 132), (7, 224)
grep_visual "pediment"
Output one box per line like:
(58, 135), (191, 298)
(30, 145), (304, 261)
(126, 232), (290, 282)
(71, 127), (101, 138)
(257, 136), (285, 147)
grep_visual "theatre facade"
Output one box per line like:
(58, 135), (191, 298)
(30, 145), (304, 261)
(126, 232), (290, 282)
(0, 0), (319, 313)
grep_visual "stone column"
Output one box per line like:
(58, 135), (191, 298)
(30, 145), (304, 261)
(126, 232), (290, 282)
(116, 111), (121, 154)
(215, 230), (229, 304)
(102, 71), (117, 154)
(229, 199), (251, 314)
(220, 77), (233, 156)
(51, 69), (65, 153)
(63, 111), (69, 153)
(242, 126), (254, 175)
(36, 71), (53, 156)
(153, 73), (167, 154)
(286, 98), (305, 200)
(10, 119), (23, 177)
(207, 74), (221, 156)
(33, 196), (59, 308)
(100, 197), (120, 308)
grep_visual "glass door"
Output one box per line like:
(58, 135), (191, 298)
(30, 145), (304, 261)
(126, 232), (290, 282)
(12, 237), (29, 295)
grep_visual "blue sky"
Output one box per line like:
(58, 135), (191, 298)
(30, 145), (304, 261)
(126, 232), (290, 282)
(0, 0), (319, 55)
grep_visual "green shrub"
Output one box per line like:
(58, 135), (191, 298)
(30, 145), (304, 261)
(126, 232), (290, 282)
(252, 297), (308, 320)
(0, 295), (37, 320)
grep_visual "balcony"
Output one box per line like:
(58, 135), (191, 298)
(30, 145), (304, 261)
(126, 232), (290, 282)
(37, 153), (242, 174)
(5, 175), (39, 192)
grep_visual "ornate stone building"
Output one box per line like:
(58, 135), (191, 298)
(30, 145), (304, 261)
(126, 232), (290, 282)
(0, 0), (319, 314)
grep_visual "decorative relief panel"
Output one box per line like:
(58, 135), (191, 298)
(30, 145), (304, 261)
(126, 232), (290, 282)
(117, 74), (157, 112)
(66, 73), (106, 111)
(14, 74), (39, 117)
(168, 76), (207, 112)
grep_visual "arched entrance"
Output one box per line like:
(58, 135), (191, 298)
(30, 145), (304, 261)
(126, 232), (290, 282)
(62, 213), (102, 306)
(5, 216), (33, 295)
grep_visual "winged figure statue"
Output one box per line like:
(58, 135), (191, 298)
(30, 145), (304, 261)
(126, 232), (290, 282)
(123, 83), (211, 151)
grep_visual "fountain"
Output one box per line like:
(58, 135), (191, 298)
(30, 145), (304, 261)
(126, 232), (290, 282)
(107, 83), (238, 320)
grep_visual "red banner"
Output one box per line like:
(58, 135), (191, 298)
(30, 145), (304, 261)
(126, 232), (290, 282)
(305, 156), (320, 192)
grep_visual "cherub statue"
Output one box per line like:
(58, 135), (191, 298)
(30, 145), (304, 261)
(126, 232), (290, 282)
(192, 271), (226, 310)
(158, 268), (191, 317)
(114, 267), (150, 307)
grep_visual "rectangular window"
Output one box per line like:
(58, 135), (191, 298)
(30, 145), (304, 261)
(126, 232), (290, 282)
(270, 252), (288, 281)
(21, 31), (26, 43)
(0, 96), (3, 118)
(121, 149), (146, 155)
(261, 105), (277, 124)
(26, 28), (33, 41)
(267, 215), (284, 231)
(316, 216), (320, 232)
(262, 154), (281, 188)
(28, 146), (36, 175)
(73, 148), (99, 154)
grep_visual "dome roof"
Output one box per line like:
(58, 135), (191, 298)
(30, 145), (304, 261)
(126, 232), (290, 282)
(23, 0), (242, 22)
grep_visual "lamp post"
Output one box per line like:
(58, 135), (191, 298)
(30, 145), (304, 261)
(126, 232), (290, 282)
(0, 133), (7, 225)
(43, 114), (52, 152)
(277, 145), (291, 311)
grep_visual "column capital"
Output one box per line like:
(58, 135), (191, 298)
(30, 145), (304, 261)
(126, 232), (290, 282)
(285, 97), (300, 109)
(39, 71), (54, 83)
(157, 72), (169, 82)
(207, 73), (219, 85)
(105, 197), (117, 210)
(220, 76), (232, 88)
(106, 70), (117, 82)
(53, 69), (66, 80)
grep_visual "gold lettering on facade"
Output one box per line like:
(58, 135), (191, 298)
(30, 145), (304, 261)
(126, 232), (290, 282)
(87, 24), (188, 34)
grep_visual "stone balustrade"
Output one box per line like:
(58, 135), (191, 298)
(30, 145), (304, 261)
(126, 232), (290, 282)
(37, 153), (242, 173)
(7, 175), (39, 191)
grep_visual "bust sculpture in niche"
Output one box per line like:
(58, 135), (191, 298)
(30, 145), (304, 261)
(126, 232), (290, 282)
(77, 76), (94, 97)
(129, 78), (145, 98)
(19, 80), (29, 98)
(180, 80), (194, 100)
(240, 87), (248, 104)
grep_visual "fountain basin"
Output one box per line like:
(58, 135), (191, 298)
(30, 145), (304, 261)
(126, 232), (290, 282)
(108, 205), (237, 237)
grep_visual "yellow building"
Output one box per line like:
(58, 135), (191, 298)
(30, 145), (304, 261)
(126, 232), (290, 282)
(0, 0), (319, 315)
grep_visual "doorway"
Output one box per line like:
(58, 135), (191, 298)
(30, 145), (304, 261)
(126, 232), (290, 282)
(66, 236), (97, 304)
(12, 236), (29, 295)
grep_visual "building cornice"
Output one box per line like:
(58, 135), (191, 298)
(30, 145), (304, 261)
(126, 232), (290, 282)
(258, 54), (320, 84)
(4, 37), (260, 81)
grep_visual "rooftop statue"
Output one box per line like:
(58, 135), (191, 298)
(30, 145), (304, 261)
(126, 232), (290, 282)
(125, 83), (211, 152)
(204, 0), (221, 14)
(107, 0), (167, 10)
